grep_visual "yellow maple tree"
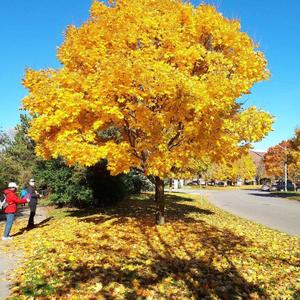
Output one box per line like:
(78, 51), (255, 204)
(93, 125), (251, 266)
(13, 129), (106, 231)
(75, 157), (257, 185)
(22, 0), (272, 223)
(197, 153), (255, 183)
(231, 153), (256, 182)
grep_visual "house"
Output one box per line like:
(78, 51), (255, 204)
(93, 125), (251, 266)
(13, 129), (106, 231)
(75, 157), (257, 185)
(249, 150), (267, 184)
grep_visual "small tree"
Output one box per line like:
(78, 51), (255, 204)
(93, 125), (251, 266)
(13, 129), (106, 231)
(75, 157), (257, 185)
(232, 153), (256, 183)
(289, 129), (300, 181)
(23, 0), (272, 224)
(0, 115), (36, 188)
(264, 140), (297, 180)
(1, 129), (15, 189)
(33, 158), (93, 207)
(198, 153), (256, 184)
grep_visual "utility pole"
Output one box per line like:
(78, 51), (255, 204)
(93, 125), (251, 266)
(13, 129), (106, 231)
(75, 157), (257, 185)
(284, 157), (288, 192)
(278, 144), (288, 192)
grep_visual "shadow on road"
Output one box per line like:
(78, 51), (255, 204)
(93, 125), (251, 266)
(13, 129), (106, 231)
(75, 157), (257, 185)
(249, 192), (300, 200)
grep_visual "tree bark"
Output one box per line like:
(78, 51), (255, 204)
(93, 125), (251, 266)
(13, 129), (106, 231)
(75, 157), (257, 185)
(155, 176), (165, 225)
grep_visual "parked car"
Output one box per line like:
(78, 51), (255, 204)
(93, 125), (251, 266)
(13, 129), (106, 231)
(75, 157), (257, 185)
(261, 184), (270, 191)
(261, 183), (282, 192)
(187, 180), (199, 186)
(276, 180), (295, 191)
(269, 184), (278, 191)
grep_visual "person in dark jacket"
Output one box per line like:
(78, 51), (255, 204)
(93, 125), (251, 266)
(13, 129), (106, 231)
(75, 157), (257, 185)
(2, 182), (29, 241)
(27, 178), (40, 229)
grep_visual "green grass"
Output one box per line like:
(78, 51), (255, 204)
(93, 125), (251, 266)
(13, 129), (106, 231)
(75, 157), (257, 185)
(38, 196), (53, 206)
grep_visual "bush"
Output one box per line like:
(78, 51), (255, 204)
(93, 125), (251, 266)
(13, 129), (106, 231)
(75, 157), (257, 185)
(121, 170), (154, 194)
(86, 160), (127, 207)
(33, 159), (93, 208)
(34, 159), (154, 208)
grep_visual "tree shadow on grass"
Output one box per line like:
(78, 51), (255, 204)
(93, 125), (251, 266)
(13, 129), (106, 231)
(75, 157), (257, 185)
(53, 259), (267, 299)
(20, 194), (272, 298)
(66, 194), (214, 226)
(49, 218), (268, 299)
(12, 217), (54, 237)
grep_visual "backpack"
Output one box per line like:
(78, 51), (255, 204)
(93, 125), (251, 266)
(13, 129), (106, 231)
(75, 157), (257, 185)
(0, 192), (7, 211)
(20, 189), (31, 201)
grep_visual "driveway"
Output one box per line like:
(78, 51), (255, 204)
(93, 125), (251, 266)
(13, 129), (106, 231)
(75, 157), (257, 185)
(180, 189), (300, 237)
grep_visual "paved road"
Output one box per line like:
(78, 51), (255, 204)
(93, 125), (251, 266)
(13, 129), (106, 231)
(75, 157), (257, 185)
(181, 189), (300, 237)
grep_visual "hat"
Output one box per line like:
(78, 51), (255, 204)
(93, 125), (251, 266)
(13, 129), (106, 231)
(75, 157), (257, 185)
(29, 178), (35, 183)
(8, 182), (18, 189)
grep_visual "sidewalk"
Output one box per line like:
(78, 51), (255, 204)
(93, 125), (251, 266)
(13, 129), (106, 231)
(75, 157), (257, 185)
(0, 206), (49, 299)
(0, 250), (21, 299)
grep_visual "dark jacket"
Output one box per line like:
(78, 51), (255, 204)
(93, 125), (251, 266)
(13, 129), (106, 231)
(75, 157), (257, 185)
(27, 186), (39, 212)
(3, 189), (27, 214)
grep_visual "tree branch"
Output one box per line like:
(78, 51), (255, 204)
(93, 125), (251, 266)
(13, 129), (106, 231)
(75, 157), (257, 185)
(168, 123), (184, 150)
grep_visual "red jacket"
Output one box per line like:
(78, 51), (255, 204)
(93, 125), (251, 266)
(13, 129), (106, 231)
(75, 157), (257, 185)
(3, 189), (27, 214)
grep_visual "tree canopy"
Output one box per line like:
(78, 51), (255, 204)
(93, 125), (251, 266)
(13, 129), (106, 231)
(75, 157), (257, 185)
(0, 115), (36, 189)
(196, 153), (256, 182)
(264, 140), (298, 180)
(291, 129), (300, 172)
(22, 0), (273, 223)
(23, 0), (272, 179)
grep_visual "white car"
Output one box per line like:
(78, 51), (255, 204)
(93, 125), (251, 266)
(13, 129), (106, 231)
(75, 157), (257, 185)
(261, 184), (270, 191)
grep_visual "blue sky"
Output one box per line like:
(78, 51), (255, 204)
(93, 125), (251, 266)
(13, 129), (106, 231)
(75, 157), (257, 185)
(0, 1), (299, 151)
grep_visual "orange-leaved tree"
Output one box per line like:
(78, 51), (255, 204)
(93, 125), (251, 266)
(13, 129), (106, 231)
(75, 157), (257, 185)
(264, 140), (297, 180)
(22, 0), (272, 224)
(290, 129), (300, 179)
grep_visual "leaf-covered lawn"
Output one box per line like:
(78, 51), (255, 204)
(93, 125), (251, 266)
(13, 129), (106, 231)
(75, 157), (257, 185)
(1, 193), (299, 299)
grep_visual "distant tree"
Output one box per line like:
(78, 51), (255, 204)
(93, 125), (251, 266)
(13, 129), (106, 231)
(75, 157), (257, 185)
(0, 129), (10, 152)
(289, 129), (300, 181)
(264, 140), (298, 180)
(201, 153), (256, 183)
(0, 115), (36, 189)
(235, 153), (256, 181)
(181, 156), (212, 182)
(6, 115), (35, 167)
(1, 129), (16, 189)
(255, 158), (267, 184)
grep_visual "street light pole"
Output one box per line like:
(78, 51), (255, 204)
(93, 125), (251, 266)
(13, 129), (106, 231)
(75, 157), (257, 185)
(278, 144), (288, 192)
(284, 158), (287, 192)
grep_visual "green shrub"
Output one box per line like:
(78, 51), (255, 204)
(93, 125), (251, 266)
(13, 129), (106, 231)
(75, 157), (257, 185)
(33, 159), (93, 208)
(121, 170), (154, 194)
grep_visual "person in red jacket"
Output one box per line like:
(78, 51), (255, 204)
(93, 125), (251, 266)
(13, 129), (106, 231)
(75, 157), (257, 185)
(2, 182), (29, 241)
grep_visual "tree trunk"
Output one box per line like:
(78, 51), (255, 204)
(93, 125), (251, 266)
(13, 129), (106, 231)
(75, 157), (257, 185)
(155, 176), (165, 225)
